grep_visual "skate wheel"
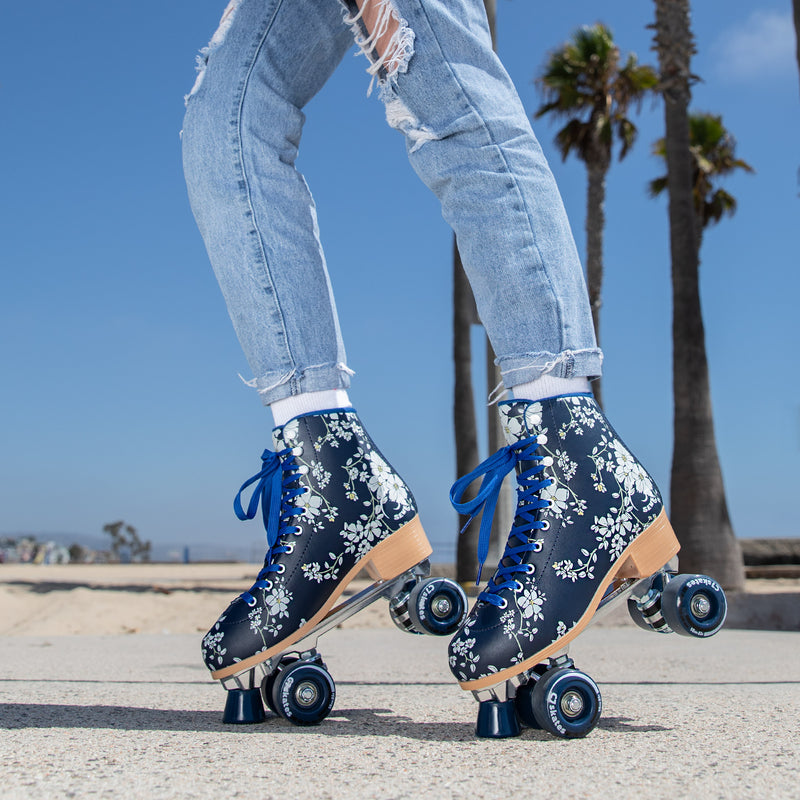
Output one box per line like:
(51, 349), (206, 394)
(261, 655), (298, 715)
(660, 574), (727, 637)
(513, 682), (542, 729)
(627, 596), (673, 634)
(627, 597), (657, 631)
(627, 572), (672, 633)
(271, 660), (336, 726)
(388, 581), (424, 635)
(406, 577), (468, 636)
(530, 668), (602, 739)
(514, 664), (548, 728)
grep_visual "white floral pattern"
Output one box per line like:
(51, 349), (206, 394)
(448, 395), (662, 684)
(202, 616), (228, 667)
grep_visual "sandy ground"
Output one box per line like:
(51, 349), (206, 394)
(0, 563), (399, 636)
(1, 563), (799, 637)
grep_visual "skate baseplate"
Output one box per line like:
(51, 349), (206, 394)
(218, 559), (468, 726)
(470, 565), (727, 739)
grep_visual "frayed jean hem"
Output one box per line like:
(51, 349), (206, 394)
(498, 348), (604, 387)
(242, 362), (354, 406)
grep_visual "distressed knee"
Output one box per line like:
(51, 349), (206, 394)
(185, 0), (242, 105)
(383, 95), (439, 152)
(341, 0), (415, 91)
(340, 0), (439, 152)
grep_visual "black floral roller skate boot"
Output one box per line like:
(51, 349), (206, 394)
(203, 408), (468, 726)
(449, 394), (726, 739)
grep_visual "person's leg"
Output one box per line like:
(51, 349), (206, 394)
(182, 0), (435, 689)
(341, 0), (602, 389)
(344, 0), (678, 706)
(183, 0), (354, 410)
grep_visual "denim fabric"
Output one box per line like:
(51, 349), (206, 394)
(182, 0), (602, 405)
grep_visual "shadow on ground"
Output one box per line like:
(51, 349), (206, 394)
(0, 703), (468, 739)
(0, 703), (671, 740)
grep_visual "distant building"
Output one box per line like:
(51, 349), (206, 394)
(1, 537), (78, 564)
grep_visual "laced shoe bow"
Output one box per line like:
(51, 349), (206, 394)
(233, 447), (306, 605)
(450, 433), (553, 602)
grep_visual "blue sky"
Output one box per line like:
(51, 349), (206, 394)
(1, 1), (798, 561)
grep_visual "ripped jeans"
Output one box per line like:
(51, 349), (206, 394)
(182, 0), (602, 405)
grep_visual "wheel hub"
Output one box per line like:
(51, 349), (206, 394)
(431, 595), (453, 618)
(560, 690), (585, 718)
(295, 680), (320, 707)
(691, 593), (712, 619)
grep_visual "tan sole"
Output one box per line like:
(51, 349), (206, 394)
(459, 508), (680, 691)
(212, 515), (432, 681)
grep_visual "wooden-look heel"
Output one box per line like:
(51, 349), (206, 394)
(615, 509), (680, 580)
(363, 516), (433, 581)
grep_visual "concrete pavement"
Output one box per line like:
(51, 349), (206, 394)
(1, 625), (799, 799)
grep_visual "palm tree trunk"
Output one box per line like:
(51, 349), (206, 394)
(483, 0), (497, 46)
(486, 339), (511, 568)
(793, 0), (800, 92)
(652, 0), (744, 590)
(586, 161), (608, 409)
(453, 243), (481, 584)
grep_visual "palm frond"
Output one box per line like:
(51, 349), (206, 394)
(616, 118), (638, 160)
(555, 118), (592, 162)
(703, 188), (737, 227)
(648, 175), (668, 198)
(649, 111), (753, 230)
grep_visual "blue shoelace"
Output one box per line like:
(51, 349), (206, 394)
(233, 447), (306, 605)
(450, 434), (553, 607)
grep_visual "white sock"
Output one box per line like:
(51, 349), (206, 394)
(270, 389), (352, 427)
(512, 375), (592, 403)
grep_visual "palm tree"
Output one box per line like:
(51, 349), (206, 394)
(535, 23), (658, 408)
(651, 0), (746, 590)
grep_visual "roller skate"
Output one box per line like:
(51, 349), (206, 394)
(449, 394), (727, 739)
(202, 408), (468, 726)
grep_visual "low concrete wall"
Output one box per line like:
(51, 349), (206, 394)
(724, 589), (800, 631)
(740, 538), (800, 565)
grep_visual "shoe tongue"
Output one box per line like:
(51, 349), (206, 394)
(498, 400), (544, 445)
(495, 400), (547, 573)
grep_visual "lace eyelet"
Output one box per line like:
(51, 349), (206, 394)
(292, 526), (302, 536)
(284, 543), (295, 554)
(263, 580), (272, 591)
(275, 563), (286, 574)
(245, 596), (257, 607)
(513, 580), (524, 592)
(498, 598), (509, 609)
(542, 456), (554, 467)
(525, 564), (536, 574)
(540, 520), (550, 531)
